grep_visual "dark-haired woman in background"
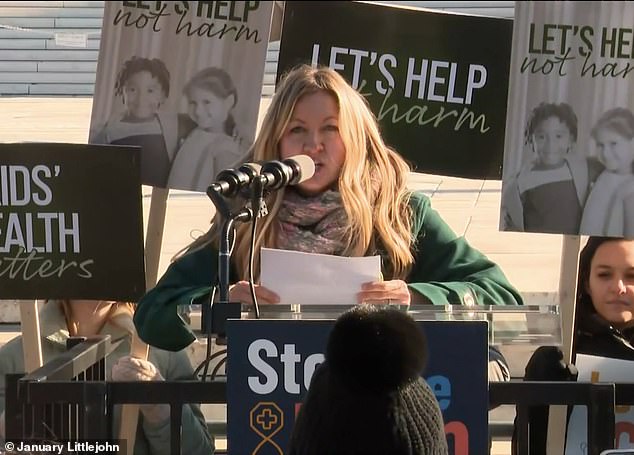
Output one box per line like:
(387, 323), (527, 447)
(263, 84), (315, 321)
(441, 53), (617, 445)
(513, 236), (634, 453)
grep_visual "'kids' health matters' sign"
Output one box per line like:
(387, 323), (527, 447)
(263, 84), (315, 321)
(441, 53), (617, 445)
(277, 1), (513, 179)
(227, 319), (488, 455)
(89, 1), (273, 192)
(0, 143), (145, 301)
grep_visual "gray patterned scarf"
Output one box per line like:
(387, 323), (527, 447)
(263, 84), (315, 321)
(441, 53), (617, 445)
(276, 189), (349, 255)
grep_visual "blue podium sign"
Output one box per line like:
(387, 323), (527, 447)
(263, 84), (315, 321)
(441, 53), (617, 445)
(227, 318), (488, 455)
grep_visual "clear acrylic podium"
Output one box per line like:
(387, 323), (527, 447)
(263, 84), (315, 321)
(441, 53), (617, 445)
(236, 303), (562, 377)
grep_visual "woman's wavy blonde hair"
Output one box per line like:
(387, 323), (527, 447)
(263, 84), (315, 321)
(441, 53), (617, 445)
(183, 64), (415, 280)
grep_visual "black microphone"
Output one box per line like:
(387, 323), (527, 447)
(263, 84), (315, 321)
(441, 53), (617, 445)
(206, 162), (262, 198)
(257, 154), (315, 190)
(237, 162), (262, 180)
(206, 155), (314, 198)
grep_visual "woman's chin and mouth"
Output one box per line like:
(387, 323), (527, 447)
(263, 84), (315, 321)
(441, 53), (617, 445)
(294, 177), (330, 196)
(607, 300), (633, 308)
(603, 302), (634, 321)
(295, 182), (321, 196)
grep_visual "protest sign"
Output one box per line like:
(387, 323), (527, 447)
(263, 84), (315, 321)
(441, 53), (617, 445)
(0, 143), (145, 300)
(89, 1), (273, 192)
(500, 1), (634, 237)
(277, 1), (513, 179)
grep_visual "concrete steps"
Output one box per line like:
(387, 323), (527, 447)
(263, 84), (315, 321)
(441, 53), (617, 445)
(0, 1), (103, 95)
(0, 1), (279, 96)
(0, 2), (516, 96)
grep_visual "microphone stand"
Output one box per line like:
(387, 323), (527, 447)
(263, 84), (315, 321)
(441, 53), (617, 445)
(205, 175), (270, 335)
(218, 208), (252, 303)
(206, 187), (252, 338)
(248, 176), (269, 320)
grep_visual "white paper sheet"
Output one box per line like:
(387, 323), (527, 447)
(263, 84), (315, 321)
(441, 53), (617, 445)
(260, 247), (382, 305)
(565, 354), (634, 453)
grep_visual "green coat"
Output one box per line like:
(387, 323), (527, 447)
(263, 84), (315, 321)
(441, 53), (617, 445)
(134, 192), (523, 351)
(0, 302), (214, 455)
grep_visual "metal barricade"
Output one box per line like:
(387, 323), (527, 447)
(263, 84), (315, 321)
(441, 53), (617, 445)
(490, 381), (616, 455)
(5, 336), (225, 455)
(6, 336), (111, 441)
(7, 335), (634, 455)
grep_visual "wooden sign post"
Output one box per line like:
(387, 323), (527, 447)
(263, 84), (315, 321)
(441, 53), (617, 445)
(119, 187), (168, 455)
(19, 301), (43, 373)
(547, 235), (581, 455)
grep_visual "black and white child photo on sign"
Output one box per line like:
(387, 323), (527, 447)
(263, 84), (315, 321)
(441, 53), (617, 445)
(89, 1), (273, 192)
(500, 1), (634, 237)
(167, 67), (248, 192)
(580, 108), (634, 237)
(92, 57), (191, 188)
(501, 102), (593, 235)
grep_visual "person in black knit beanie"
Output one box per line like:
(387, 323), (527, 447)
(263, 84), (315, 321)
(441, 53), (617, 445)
(288, 304), (448, 455)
